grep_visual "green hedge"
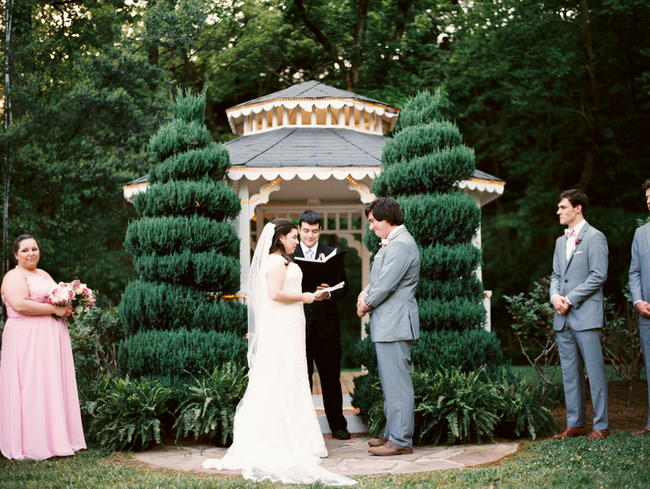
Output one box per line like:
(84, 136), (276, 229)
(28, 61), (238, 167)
(134, 180), (240, 220)
(118, 328), (247, 378)
(374, 145), (475, 197)
(417, 276), (483, 302)
(419, 243), (482, 281)
(398, 193), (480, 246)
(419, 297), (486, 331)
(392, 90), (445, 132)
(119, 280), (246, 335)
(124, 216), (239, 258)
(149, 143), (230, 184)
(133, 250), (239, 290)
(357, 329), (502, 375)
(149, 119), (211, 161)
(381, 121), (464, 166)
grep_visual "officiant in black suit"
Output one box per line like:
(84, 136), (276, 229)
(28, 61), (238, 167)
(292, 210), (350, 440)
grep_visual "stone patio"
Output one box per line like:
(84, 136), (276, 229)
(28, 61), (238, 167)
(134, 437), (520, 477)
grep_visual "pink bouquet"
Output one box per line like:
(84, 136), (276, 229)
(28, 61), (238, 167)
(47, 279), (96, 315)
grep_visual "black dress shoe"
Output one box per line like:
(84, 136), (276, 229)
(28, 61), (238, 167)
(332, 429), (351, 440)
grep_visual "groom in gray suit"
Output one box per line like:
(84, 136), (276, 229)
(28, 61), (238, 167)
(550, 189), (609, 440)
(357, 197), (420, 456)
(629, 178), (650, 436)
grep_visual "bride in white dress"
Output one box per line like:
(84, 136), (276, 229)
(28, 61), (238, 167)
(203, 219), (356, 486)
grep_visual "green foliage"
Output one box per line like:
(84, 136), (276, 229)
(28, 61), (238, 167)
(124, 216), (239, 257)
(171, 88), (208, 122)
(392, 90), (447, 132)
(119, 280), (246, 335)
(133, 180), (241, 220)
(419, 297), (486, 331)
(503, 277), (559, 403)
(173, 363), (248, 446)
(148, 143), (231, 184)
(412, 330), (504, 373)
(398, 193), (480, 247)
(417, 276), (483, 303)
(149, 119), (211, 161)
(350, 373), (385, 437)
(419, 243), (482, 281)
(133, 250), (239, 290)
(69, 306), (123, 390)
(82, 376), (174, 452)
(375, 145), (475, 197)
(381, 122), (464, 167)
(117, 328), (247, 378)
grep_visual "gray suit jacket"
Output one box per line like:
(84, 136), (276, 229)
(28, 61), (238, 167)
(550, 221), (608, 331)
(629, 222), (650, 326)
(363, 227), (420, 342)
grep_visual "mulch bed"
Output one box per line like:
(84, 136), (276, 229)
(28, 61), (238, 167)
(551, 380), (648, 431)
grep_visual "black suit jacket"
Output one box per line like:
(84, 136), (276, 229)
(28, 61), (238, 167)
(292, 243), (349, 339)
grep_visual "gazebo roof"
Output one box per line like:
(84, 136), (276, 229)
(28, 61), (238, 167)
(226, 127), (383, 167)
(229, 80), (389, 110)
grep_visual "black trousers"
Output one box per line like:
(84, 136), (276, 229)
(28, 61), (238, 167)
(307, 332), (347, 432)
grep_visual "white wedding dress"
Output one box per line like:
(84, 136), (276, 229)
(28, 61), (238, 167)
(203, 252), (356, 486)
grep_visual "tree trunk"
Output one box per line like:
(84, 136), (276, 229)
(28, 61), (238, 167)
(578, 0), (599, 192)
(347, 0), (369, 91)
(2, 0), (14, 277)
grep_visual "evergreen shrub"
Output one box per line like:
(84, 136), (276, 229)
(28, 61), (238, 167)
(350, 373), (385, 437)
(149, 119), (211, 160)
(374, 146), (475, 196)
(419, 297), (486, 331)
(134, 180), (240, 220)
(148, 143), (230, 184)
(124, 216), (239, 257)
(117, 328), (247, 378)
(392, 90), (445, 132)
(174, 362), (248, 446)
(120, 281), (246, 335)
(82, 376), (174, 451)
(381, 122), (464, 166)
(133, 251), (239, 290)
(398, 193), (480, 246)
(419, 243), (482, 281)
(417, 276), (483, 302)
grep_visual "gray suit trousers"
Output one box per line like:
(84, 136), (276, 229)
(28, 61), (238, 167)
(375, 341), (414, 447)
(641, 325), (650, 426)
(556, 326), (609, 430)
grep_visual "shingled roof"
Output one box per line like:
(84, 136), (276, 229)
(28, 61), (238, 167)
(229, 80), (389, 109)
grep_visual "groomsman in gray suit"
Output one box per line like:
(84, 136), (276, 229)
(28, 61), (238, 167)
(550, 189), (610, 440)
(629, 178), (650, 436)
(357, 197), (420, 456)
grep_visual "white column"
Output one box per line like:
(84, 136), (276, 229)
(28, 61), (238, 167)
(238, 181), (251, 293)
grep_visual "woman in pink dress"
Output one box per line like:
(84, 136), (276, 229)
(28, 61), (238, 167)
(0, 234), (86, 460)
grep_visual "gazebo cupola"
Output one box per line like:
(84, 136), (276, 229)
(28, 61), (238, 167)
(226, 81), (399, 136)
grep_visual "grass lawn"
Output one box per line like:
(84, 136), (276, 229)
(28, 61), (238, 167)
(1, 433), (649, 489)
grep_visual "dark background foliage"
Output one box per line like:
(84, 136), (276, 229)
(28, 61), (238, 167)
(2, 0), (649, 348)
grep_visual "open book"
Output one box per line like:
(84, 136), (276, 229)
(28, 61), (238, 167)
(293, 249), (347, 281)
(314, 281), (345, 298)
(294, 248), (339, 263)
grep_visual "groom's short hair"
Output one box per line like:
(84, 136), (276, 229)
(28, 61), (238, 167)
(299, 210), (322, 228)
(365, 198), (404, 225)
(559, 189), (588, 212)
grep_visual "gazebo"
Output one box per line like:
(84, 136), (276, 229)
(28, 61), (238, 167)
(123, 80), (505, 329)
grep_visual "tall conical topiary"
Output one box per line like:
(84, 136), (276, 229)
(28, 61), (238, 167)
(373, 90), (485, 331)
(118, 90), (246, 381)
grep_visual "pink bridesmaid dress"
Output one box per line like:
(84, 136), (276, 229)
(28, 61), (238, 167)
(0, 273), (86, 460)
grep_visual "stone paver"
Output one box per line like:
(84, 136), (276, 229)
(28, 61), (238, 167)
(133, 437), (519, 477)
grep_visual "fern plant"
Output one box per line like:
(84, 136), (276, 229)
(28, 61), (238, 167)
(413, 367), (500, 445)
(82, 376), (174, 452)
(173, 363), (248, 446)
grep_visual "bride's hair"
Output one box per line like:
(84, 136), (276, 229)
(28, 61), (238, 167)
(269, 218), (297, 259)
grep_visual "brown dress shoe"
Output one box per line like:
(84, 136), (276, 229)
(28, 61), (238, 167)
(587, 429), (610, 440)
(367, 436), (387, 447)
(368, 440), (413, 456)
(552, 427), (585, 439)
(631, 426), (650, 436)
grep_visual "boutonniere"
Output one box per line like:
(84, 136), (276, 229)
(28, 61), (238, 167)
(318, 252), (326, 261)
(575, 237), (582, 245)
(380, 238), (389, 247)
